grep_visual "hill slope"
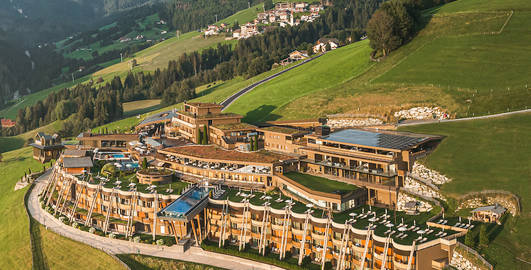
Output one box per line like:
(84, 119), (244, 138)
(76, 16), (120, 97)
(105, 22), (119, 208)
(258, 0), (530, 121)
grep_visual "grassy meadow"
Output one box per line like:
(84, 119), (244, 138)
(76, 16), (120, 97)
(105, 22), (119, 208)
(225, 40), (374, 122)
(400, 113), (531, 269)
(274, 0), (531, 120)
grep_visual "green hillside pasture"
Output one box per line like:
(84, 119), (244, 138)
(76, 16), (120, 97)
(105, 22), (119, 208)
(217, 3), (263, 27)
(0, 148), (47, 269)
(276, 0), (531, 120)
(374, 8), (531, 115)
(225, 40), (374, 122)
(400, 113), (531, 269)
(123, 99), (162, 117)
(0, 75), (91, 120)
(38, 224), (124, 270)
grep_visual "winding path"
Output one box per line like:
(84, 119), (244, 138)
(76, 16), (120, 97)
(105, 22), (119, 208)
(28, 173), (282, 270)
(397, 108), (531, 126)
(220, 54), (324, 110)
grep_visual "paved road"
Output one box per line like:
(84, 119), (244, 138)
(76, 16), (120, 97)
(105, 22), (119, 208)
(28, 174), (282, 270)
(397, 109), (531, 127)
(220, 54), (324, 110)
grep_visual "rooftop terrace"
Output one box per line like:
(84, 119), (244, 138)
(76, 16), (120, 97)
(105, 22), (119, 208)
(161, 145), (294, 164)
(283, 171), (358, 195)
(212, 188), (462, 245)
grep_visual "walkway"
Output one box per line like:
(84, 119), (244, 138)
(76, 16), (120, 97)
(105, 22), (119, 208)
(220, 53), (324, 110)
(397, 108), (531, 127)
(28, 174), (282, 270)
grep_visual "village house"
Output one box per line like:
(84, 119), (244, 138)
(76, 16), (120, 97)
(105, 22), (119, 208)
(313, 37), (340, 53)
(289, 50), (308, 61)
(0, 118), (16, 128)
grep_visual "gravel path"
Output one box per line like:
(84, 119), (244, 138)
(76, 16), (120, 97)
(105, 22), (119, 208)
(28, 173), (282, 270)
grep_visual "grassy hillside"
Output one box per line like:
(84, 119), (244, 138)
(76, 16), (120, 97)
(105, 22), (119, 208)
(38, 224), (124, 270)
(0, 75), (91, 120)
(225, 40), (374, 122)
(0, 147), (126, 269)
(400, 113), (531, 269)
(274, 0), (530, 120)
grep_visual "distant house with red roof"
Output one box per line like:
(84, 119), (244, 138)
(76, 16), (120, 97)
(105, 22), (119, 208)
(0, 118), (16, 128)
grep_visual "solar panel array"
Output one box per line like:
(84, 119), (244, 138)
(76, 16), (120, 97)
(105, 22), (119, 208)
(323, 129), (427, 150)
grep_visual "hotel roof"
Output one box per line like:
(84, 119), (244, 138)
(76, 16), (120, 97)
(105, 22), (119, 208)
(161, 145), (294, 164)
(212, 122), (256, 131)
(319, 129), (434, 150)
(137, 110), (178, 128)
(257, 126), (308, 135)
(63, 157), (93, 168)
(62, 149), (87, 157)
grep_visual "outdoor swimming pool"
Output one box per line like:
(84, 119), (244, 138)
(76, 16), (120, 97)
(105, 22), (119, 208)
(159, 187), (210, 219)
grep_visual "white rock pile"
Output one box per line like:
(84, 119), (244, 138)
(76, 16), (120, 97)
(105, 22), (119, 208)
(411, 163), (452, 185)
(451, 250), (480, 270)
(397, 192), (432, 212)
(458, 197), (517, 216)
(404, 177), (445, 201)
(394, 107), (448, 120)
(327, 118), (383, 128)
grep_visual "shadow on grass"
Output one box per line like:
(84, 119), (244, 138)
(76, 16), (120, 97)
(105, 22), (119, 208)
(243, 105), (281, 123)
(0, 136), (25, 153)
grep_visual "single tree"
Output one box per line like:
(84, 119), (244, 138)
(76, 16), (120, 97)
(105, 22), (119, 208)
(142, 157), (148, 170)
(203, 125), (209, 144)
(254, 135), (259, 150)
(249, 137), (254, 151)
(366, 9), (400, 56)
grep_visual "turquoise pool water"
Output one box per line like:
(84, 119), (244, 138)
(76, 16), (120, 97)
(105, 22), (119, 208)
(159, 187), (210, 218)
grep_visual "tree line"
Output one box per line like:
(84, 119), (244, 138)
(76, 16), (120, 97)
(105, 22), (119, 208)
(366, 0), (454, 57)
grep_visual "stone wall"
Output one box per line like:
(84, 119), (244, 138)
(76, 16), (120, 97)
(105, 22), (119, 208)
(457, 191), (520, 216)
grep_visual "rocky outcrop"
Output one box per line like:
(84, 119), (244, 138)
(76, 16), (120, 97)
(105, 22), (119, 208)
(411, 163), (452, 185)
(451, 250), (481, 270)
(394, 107), (448, 120)
(458, 195), (518, 216)
(397, 192), (432, 212)
(404, 176), (445, 201)
(326, 118), (383, 129)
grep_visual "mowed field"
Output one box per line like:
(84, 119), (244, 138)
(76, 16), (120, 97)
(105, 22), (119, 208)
(225, 40), (375, 122)
(400, 113), (531, 269)
(273, 0), (531, 120)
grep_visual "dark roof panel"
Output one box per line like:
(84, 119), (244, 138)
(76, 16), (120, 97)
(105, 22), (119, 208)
(321, 129), (430, 150)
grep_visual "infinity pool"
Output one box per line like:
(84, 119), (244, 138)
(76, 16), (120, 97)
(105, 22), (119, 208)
(159, 187), (210, 219)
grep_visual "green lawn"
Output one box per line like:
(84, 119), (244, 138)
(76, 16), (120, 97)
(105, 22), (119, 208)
(225, 40), (374, 122)
(0, 148), (43, 269)
(283, 171), (358, 194)
(0, 147), (125, 269)
(117, 254), (226, 270)
(38, 224), (124, 270)
(399, 113), (531, 269)
(216, 3), (263, 27)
